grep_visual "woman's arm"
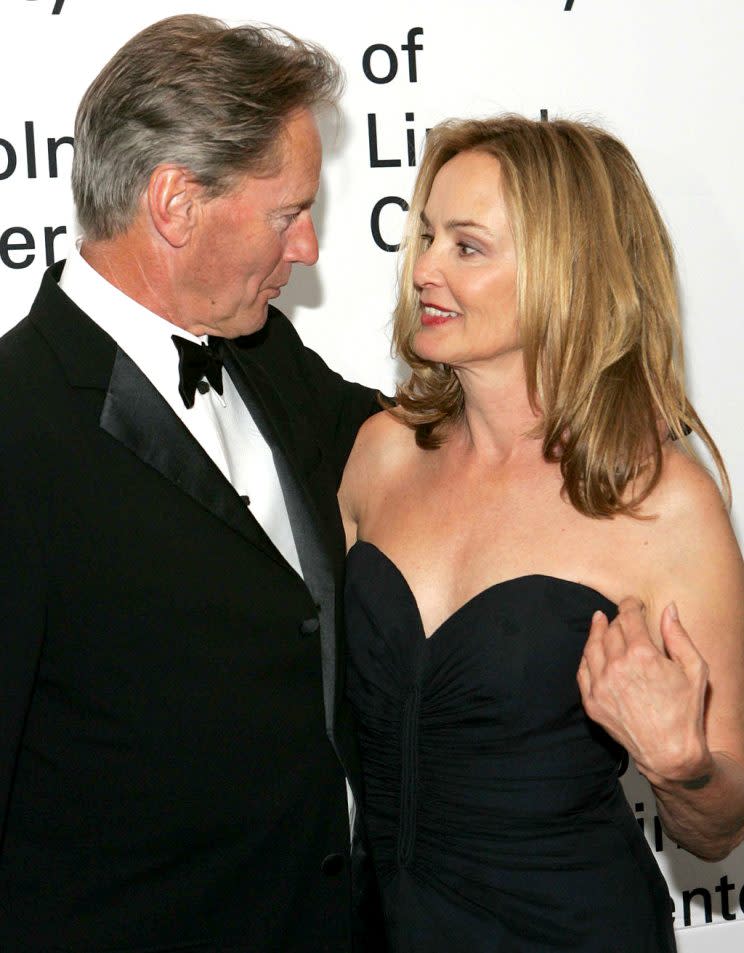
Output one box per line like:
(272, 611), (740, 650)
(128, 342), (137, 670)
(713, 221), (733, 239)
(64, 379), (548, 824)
(338, 439), (362, 553)
(577, 453), (744, 861)
(338, 408), (412, 552)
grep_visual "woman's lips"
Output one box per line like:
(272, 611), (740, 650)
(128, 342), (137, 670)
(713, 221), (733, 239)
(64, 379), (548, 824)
(420, 303), (460, 326)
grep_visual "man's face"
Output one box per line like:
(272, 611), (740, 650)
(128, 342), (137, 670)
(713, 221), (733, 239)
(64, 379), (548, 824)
(179, 108), (322, 338)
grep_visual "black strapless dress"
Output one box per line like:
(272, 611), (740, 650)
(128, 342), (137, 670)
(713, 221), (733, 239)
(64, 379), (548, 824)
(345, 541), (676, 952)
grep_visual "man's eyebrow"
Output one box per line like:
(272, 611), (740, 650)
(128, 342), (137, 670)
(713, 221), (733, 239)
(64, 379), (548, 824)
(276, 196), (316, 213)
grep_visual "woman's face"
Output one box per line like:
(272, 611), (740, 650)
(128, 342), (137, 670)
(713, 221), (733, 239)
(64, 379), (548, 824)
(412, 150), (519, 371)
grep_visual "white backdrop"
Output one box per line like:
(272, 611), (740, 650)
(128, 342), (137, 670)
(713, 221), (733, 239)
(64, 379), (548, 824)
(1, 1), (743, 949)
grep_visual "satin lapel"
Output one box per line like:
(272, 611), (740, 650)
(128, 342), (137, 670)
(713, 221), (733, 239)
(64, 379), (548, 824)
(222, 343), (340, 742)
(28, 265), (294, 571)
(31, 266), (341, 741)
(99, 348), (289, 570)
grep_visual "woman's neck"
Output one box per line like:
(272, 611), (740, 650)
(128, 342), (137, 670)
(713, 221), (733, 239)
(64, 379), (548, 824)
(452, 351), (542, 463)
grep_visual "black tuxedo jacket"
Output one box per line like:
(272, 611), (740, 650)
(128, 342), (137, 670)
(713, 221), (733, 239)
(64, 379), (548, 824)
(0, 263), (384, 952)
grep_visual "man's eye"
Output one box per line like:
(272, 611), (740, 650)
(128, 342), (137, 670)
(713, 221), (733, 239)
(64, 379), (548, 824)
(276, 210), (302, 230)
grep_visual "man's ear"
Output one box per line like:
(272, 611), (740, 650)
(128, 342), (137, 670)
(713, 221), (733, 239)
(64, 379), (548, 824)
(146, 165), (203, 248)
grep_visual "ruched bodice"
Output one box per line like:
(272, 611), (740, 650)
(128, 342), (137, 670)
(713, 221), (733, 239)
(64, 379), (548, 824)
(345, 540), (676, 952)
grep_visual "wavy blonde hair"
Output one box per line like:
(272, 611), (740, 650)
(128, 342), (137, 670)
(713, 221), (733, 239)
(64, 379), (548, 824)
(392, 115), (727, 518)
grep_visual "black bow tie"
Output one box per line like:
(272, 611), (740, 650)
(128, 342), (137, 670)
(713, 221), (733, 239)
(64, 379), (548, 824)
(171, 334), (224, 409)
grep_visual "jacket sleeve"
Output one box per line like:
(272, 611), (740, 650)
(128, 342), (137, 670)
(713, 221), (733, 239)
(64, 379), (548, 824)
(0, 442), (47, 849)
(296, 343), (382, 486)
(254, 308), (383, 486)
(351, 808), (389, 952)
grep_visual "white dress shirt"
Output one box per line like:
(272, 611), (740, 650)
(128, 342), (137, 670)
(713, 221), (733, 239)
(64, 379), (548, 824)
(59, 246), (303, 578)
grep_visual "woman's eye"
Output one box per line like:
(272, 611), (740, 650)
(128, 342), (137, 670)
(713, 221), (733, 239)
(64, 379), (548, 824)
(457, 242), (477, 256)
(420, 233), (433, 247)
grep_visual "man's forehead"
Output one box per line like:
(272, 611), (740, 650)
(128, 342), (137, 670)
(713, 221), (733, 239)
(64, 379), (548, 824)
(227, 156), (319, 205)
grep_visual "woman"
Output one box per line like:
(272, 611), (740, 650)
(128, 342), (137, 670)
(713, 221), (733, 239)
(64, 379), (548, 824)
(339, 116), (744, 952)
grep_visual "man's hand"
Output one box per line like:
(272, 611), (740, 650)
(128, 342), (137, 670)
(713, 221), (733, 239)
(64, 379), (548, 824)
(577, 597), (713, 788)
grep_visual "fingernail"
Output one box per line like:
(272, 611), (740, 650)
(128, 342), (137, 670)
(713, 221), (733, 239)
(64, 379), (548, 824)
(592, 610), (605, 623)
(667, 601), (679, 621)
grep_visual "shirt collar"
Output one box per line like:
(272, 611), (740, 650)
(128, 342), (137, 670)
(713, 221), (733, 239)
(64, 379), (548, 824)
(58, 242), (205, 410)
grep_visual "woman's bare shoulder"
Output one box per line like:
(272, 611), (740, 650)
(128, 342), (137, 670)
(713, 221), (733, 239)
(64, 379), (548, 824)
(641, 443), (742, 605)
(648, 443), (729, 529)
(348, 407), (417, 472)
(339, 408), (418, 518)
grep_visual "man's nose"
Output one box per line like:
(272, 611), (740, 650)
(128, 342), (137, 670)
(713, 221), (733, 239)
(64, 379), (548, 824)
(287, 213), (319, 266)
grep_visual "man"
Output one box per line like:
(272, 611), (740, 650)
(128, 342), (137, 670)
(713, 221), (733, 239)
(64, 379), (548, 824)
(0, 15), (383, 952)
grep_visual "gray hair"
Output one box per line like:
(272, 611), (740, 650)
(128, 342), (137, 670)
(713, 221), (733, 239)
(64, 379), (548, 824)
(72, 14), (343, 240)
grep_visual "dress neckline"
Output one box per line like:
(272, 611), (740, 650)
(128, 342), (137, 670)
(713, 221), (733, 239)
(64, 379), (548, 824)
(349, 539), (617, 641)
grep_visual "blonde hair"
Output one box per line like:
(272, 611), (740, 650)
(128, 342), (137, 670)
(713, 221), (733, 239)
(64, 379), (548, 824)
(392, 115), (728, 518)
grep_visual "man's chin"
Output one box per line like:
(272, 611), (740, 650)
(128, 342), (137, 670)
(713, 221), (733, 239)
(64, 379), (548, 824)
(215, 303), (271, 340)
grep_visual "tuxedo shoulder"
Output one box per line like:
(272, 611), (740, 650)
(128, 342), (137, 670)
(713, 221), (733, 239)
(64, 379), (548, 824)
(230, 306), (326, 383)
(259, 304), (300, 346)
(0, 310), (97, 464)
(230, 305), (376, 417)
(0, 313), (38, 357)
(265, 304), (300, 337)
(0, 315), (56, 403)
(232, 306), (302, 358)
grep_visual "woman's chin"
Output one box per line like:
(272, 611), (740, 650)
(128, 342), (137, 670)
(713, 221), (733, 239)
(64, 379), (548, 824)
(412, 329), (458, 364)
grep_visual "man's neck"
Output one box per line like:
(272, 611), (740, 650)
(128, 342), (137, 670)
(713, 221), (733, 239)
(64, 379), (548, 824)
(81, 231), (180, 327)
